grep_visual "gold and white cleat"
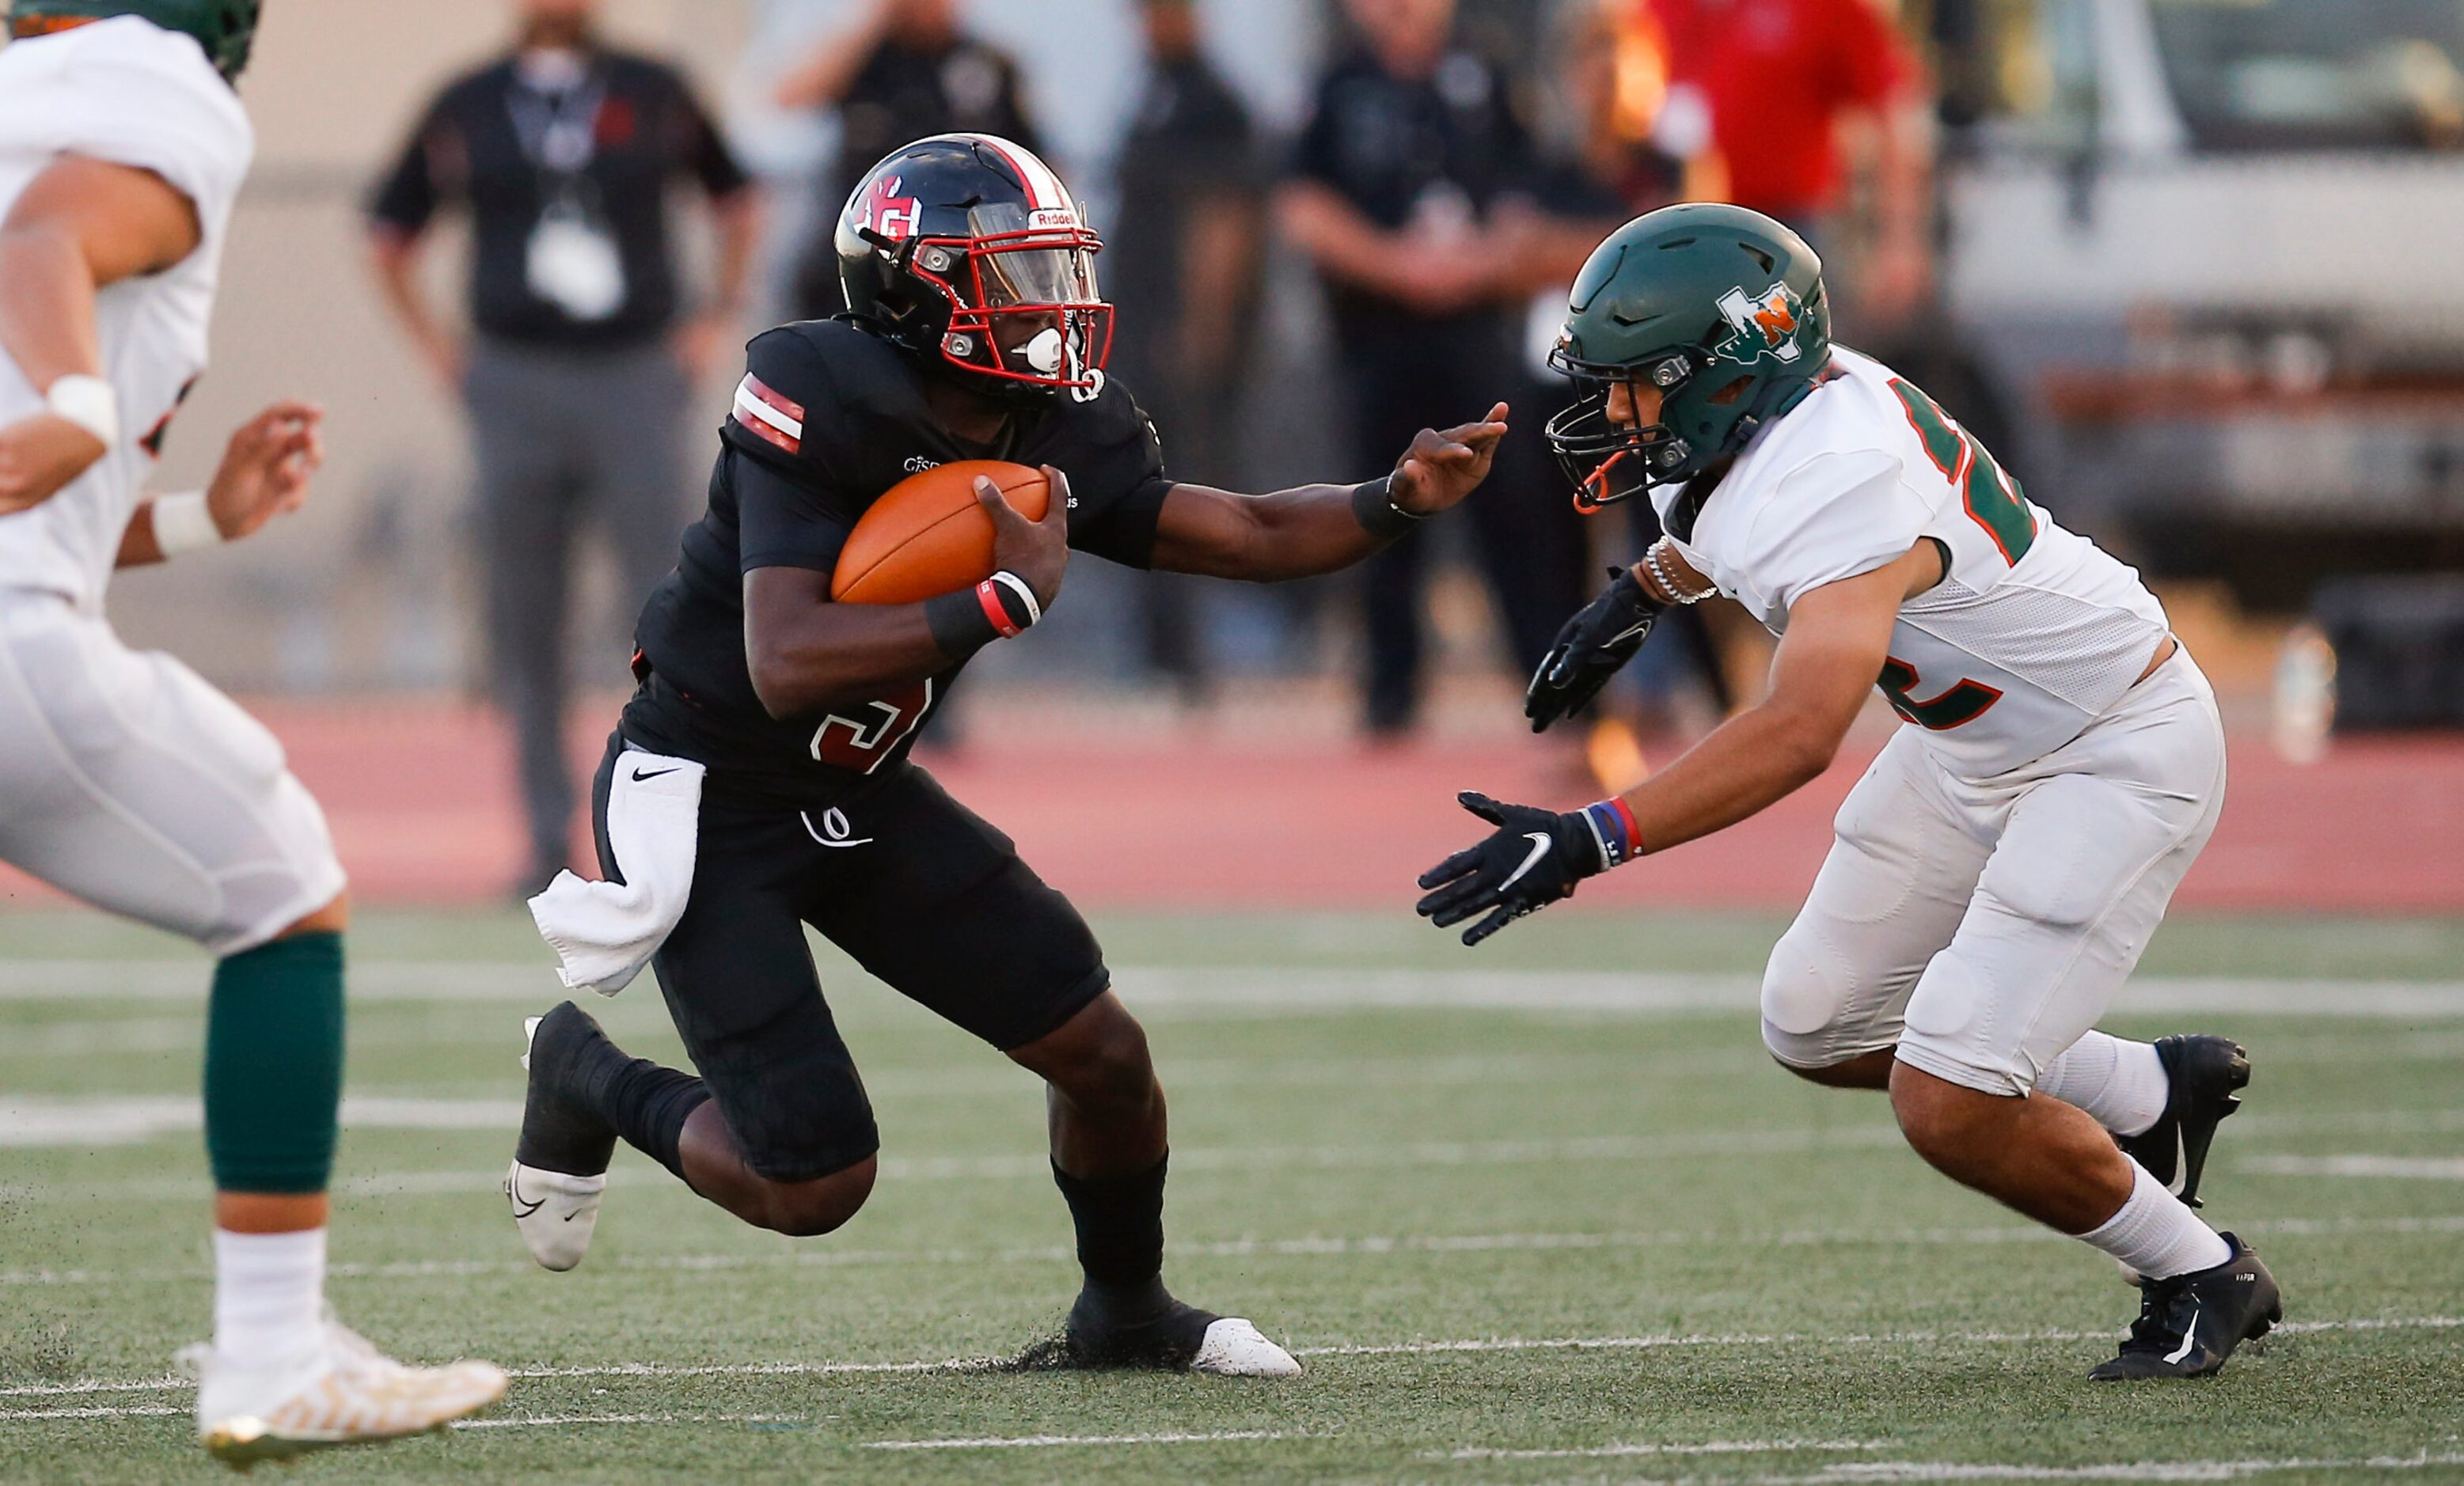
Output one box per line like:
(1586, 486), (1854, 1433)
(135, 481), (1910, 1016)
(189, 1321), (507, 1468)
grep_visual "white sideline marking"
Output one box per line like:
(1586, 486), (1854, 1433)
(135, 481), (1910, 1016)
(6, 960), (2464, 1018)
(1760, 1453), (2464, 1482)
(864, 1430), (1296, 1451)
(2244, 1155), (2464, 1181)
(7, 1211), (2462, 1289)
(6, 1316), (2458, 1405)
(1445, 1437), (1884, 1460)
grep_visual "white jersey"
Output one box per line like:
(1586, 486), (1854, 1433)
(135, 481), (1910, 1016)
(1657, 347), (2169, 777)
(0, 16), (253, 613)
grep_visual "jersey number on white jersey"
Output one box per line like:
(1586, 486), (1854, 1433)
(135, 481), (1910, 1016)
(1890, 377), (2036, 566)
(1879, 378), (2037, 730)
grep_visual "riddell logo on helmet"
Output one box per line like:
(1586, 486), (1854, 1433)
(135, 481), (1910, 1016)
(855, 175), (923, 241)
(1716, 284), (1804, 363)
(1028, 207), (1079, 230)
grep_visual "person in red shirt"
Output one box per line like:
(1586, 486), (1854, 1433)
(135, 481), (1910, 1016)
(1647, 0), (1933, 331)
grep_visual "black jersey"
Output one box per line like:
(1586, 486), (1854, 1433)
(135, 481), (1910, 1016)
(627, 318), (1172, 806)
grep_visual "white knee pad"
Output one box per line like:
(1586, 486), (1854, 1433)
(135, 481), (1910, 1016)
(1898, 949), (2031, 1097)
(1760, 929), (1898, 1072)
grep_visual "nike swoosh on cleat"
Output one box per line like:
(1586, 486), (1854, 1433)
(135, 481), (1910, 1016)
(1499, 832), (1554, 891)
(508, 1173), (545, 1219)
(2163, 1302), (2203, 1366)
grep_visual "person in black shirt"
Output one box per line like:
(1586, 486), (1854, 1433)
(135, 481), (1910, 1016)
(366, 0), (757, 895)
(507, 135), (1508, 1374)
(1107, 0), (1266, 703)
(774, 0), (1040, 320)
(1281, 0), (1553, 737)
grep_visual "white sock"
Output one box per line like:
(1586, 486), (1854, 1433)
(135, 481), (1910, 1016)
(2079, 1161), (2231, 1279)
(212, 1227), (327, 1366)
(2036, 1032), (2170, 1138)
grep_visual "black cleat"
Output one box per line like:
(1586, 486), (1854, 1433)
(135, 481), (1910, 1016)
(514, 1002), (618, 1180)
(1063, 1290), (1221, 1370)
(2117, 1034), (2249, 1208)
(2088, 1233), (2281, 1381)
(1019, 1283), (1300, 1375)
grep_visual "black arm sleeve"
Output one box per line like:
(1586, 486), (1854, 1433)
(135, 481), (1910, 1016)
(1054, 381), (1173, 570)
(727, 329), (858, 572)
(668, 68), (753, 199)
(735, 457), (855, 574)
(1287, 74), (1341, 187)
(366, 97), (450, 233)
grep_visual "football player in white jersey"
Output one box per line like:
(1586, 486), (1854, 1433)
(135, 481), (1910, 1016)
(0, 2), (504, 1461)
(1417, 204), (2280, 1380)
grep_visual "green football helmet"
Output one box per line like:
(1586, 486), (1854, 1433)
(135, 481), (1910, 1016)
(7, 0), (261, 80)
(1544, 203), (1831, 511)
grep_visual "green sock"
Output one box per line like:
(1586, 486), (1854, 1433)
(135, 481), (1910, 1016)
(204, 932), (345, 1194)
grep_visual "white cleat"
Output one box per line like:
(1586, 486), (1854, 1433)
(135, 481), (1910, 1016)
(1190, 1317), (1302, 1378)
(189, 1318), (507, 1467)
(505, 1159), (605, 1272)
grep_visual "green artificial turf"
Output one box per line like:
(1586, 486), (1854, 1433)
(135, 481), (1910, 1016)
(1, 908), (2458, 1482)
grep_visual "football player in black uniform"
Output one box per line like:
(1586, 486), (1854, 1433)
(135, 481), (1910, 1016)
(507, 134), (1506, 1374)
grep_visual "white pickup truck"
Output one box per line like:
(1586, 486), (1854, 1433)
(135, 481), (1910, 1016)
(1942, 0), (2464, 593)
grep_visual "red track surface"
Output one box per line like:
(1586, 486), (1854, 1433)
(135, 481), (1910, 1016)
(5, 698), (2457, 915)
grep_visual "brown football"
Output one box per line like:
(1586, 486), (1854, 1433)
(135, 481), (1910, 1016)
(829, 460), (1050, 605)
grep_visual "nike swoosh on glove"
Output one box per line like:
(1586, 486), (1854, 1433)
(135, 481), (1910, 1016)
(1526, 566), (1665, 734)
(1415, 791), (1603, 946)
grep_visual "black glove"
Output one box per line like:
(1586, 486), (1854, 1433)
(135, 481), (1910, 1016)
(1415, 791), (1606, 947)
(1524, 566), (1664, 734)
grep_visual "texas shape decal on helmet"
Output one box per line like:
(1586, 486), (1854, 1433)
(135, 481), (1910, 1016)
(1715, 283), (1805, 364)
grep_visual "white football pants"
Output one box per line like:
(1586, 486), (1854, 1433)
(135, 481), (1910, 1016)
(0, 600), (345, 956)
(1760, 647), (2227, 1097)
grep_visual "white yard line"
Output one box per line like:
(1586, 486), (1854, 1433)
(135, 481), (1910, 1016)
(7, 1212), (2460, 1289)
(2244, 1155), (2464, 1181)
(6, 1316), (2457, 1405)
(0, 1118), (1914, 1168)
(863, 1429), (1298, 1450)
(0, 1096), (523, 1148)
(7, 961), (2464, 1018)
(1445, 1438), (1885, 1461)
(1756, 1453), (2464, 1482)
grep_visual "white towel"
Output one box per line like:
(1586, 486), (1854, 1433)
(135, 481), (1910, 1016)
(526, 749), (704, 997)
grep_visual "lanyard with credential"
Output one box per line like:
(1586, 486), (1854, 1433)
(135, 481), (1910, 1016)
(507, 74), (608, 181)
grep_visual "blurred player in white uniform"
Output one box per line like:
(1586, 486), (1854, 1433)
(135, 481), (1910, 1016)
(1418, 204), (2280, 1381)
(0, 2), (503, 1462)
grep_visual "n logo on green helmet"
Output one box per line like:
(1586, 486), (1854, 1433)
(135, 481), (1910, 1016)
(1714, 283), (1805, 365)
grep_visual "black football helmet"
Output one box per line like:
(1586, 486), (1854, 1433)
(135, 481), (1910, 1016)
(833, 133), (1111, 404)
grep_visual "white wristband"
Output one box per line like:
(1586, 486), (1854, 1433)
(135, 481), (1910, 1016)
(150, 491), (222, 557)
(44, 374), (121, 449)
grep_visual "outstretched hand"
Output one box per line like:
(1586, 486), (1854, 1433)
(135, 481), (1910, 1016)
(1414, 790), (1602, 946)
(1388, 402), (1509, 517)
(1525, 566), (1663, 733)
(980, 464), (1071, 609)
(206, 401), (324, 541)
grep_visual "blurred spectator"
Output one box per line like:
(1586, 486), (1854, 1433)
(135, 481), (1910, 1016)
(1647, 0), (1933, 333)
(366, 0), (757, 894)
(775, 0), (1040, 320)
(1278, 0), (1553, 737)
(1514, 0), (1731, 741)
(1107, 0), (1268, 705)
